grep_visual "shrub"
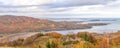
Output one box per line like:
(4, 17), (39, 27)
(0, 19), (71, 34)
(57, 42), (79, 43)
(95, 38), (111, 48)
(73, 41), (95, 48)
(46, 39), (65, 48)
(46, 32), (63, 38)
(77, 32), (95, 43)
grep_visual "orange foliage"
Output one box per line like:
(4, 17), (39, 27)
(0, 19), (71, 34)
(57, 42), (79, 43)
(96, 38), (111, 48)
(73, 41), (95, 48)
(46, 32), (63, 38)
(46, 39), (65, 48)
(0, 16), (56, 33)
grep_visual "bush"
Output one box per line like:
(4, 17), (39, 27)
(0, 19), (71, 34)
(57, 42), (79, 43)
(46, 32), (63, 38)
(46, 39), (65, 48)
(77, 32), (95, 43)
(73, 41), (95, 48)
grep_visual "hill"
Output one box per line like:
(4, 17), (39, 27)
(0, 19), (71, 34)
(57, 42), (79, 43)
(0, 15), (91, 33)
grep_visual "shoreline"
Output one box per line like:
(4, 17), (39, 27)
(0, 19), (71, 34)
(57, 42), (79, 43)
(0, 23), (110, 37)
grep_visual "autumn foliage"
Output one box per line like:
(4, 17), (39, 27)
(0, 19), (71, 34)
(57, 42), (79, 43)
(0, 32), (120, 48)
(46, 39), (65, 48)
(0, 15), (120, 48)
(0, 16), (92, 33)
(46, 32), (63, 38)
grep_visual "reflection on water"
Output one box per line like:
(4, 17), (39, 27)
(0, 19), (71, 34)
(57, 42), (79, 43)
(51, 19), (120, 34)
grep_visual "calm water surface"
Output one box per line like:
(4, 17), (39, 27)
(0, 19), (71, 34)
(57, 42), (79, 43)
(49, 18), (120, 34)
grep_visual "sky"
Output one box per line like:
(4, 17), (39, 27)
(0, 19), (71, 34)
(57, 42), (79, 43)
(0, 0), (120, 18)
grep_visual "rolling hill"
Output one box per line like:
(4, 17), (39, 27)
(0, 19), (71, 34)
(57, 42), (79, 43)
(0, 15), (91, 33)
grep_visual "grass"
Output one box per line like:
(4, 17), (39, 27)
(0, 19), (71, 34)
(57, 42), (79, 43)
(112, 45), (120, 48)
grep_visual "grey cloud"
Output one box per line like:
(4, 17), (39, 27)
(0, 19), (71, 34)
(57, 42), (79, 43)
(0, 0), (117, 13)
(0, 10), (44, 13)
(0, 2), (4, 6)
(42, 0), (117, 8)
(0, 5), (39, 8)
(0, 0), (116, 8)
(41, 7), (72, 12)
(38, 0), (117, 12)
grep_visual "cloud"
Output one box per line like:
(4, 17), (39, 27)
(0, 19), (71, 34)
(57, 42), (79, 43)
(0, 0), (120, 18)
(0, 2), (3, 5)
(0, 0), (116, 8)
(41, 0), (116, 8)
(107, 0), (120, 8)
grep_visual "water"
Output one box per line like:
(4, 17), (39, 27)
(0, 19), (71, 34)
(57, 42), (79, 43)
(49, 18), (120, 34)
(48, 18), (119, 22)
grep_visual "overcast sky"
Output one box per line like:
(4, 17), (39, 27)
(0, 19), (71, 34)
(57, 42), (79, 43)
(0, 0), (120, 18)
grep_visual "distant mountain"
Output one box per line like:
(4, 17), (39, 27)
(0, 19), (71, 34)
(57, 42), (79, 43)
(0, 15), (56, 33)
(0, 15), (91, 33)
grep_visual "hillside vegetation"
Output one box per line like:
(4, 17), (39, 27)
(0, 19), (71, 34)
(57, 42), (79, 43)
(0, 15), (92, 33)
(0, 31), (120, 48)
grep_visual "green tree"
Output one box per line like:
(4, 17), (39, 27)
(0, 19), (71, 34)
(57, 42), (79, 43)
(46, 39), (65, 48)
(78, 32), (94, 43)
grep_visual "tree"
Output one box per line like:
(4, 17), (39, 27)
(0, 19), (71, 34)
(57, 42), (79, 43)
(46, 32), (63, 38)
(73, 41), (84, 48)
(96, 38), (111, 48)
(46, 39), (65, 48)
(77, 32), (95, 43)
(73, 41), (95, 48)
